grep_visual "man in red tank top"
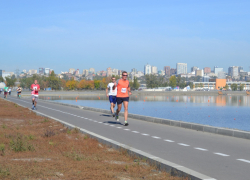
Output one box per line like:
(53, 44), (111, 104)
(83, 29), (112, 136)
(113, 71), (132, 126)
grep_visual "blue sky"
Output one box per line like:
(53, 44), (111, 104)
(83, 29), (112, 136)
(0, 0), (250, 73)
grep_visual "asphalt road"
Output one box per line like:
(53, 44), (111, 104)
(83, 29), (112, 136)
(2, 95), (250, 180)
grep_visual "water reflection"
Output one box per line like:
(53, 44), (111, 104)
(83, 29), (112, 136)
(40, 95), (250, 107)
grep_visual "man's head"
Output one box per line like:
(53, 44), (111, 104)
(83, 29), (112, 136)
(34, 80), (37, 84)
(122, 71), (128, 80)
(111, 77), (116, 82)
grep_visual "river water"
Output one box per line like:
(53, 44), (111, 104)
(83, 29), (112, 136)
(41, 95), (250, 132)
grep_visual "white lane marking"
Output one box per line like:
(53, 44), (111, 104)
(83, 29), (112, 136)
(110, 125), (115, 127)
(152, 136), (161, 139)
(194, 147), (208, 151)
(116, 127), (122, 129)
(124, 129), (130, 131)
(132, 131), (139, 133)
(88, 119), (92, 120)
(141, 134), (149, 136)
(164, 139), (174, 142)
(178, 143), (190, 147)
(98, 122), (102, 123)
(237, 159), (250, 163)
(85, 118), (88, 119)
(104, 124), (109, 125)
(80, 117), (84, 118)
(214, 153), (230, 157)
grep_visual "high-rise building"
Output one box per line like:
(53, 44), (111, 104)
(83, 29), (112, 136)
(112, 69), (118, 75)
(74, 69), (80, 75)
(131, 68), (137, 74)
(45, 68), (50, 75)
(195, 69), (204, 77)
(151, 66), (158, 74)
(39, 68), (45, 74)
(176, 63), (187, 74)
(107, 67), (112, 77)
(89, 68), (95, 74)
(144, 64), (151, 75)
(28, 69), (37, 75)
(164, 66), (170, 76)
(214, 67), (223, 77)
(203, 67), (211, 74)
(82, 69), (89, 76)
(228, 66), (239, 77)
(69, 68), (75, 74)
(238, 66), (243, 73)
(23, 70), (27, 73)
(170, 68), (177, 75)
(218, 71), (226, 79)
(191, 66), (198, 72)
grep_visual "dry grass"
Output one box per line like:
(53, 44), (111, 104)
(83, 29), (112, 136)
(0, 98), (186, 180)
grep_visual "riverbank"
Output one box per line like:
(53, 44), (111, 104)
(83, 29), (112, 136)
(0, 98), (180, 179)
(19, 90), (249, 97)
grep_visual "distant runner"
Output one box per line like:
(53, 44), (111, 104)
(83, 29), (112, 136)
(113, 71), (131, 126)
(4, 86), (8, 98)
(30, 80), (40, 110)
(16, 86), (22, 98)
(8, 88), (11, 95)
(106, 77), (117, 117)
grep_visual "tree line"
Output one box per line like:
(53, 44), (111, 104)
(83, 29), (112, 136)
(2, 72), (140, 91)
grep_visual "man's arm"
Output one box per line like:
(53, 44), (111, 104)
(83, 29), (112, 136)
(128, 82), (132, 95)
(106, 85), (109, 97)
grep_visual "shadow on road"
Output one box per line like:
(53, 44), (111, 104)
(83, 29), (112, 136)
(103, 121), (123, 125)
(100, 114), (112, 117)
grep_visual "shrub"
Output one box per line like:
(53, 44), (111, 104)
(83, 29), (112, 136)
(44, 130), (55, 137)
(0, 144), (5, 156)
(9, 134), (35, 152)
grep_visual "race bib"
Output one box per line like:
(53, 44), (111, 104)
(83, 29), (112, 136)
(34, 86), (37, 90)
(121, 88), (126, 93)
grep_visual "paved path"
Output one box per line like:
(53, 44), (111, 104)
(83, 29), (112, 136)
(3, 95), (250, 180)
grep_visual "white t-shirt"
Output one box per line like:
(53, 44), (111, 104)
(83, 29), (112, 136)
(107, 83), (117, 96)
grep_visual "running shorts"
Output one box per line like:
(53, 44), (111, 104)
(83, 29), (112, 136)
(117, 97), (129, 105)
(109, 95), (117, 104)
(32, 95), (38, 102)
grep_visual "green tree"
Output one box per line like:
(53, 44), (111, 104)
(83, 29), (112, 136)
(94, 80), (101, 89)
(0, 76), (4, 82)
(145, 74), (158, 88)
(48, 71), (61, 90)
(169, 76), (177, 88)
(224, 84), (229, 90)
(5, 76), (16, 87)
(230, 83), (238, 91)
(132, 76), (140, 90)
(239, 84), (245, 91)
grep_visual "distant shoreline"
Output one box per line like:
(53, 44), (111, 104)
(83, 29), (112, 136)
(18, 90), (249, 96)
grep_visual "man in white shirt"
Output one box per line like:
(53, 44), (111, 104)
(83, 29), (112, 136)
(106, 77), (117, 117)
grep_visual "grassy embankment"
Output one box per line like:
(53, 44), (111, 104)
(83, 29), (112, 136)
(0, 98), (185, 180)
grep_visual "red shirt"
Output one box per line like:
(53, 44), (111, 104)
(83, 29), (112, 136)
(31, 84), (40, 96)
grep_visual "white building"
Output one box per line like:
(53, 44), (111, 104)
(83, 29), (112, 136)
(144, 64), (151, 75)
(228, 66), (239, 77)
(89, 68), (95, 74)
(176, 63), (187, 74)
(45, 68), (50, 75)
(214, 67), (223, 77)
(151, 66), (158, 74)
(112, 69), (118, 76)
(82, 69), (89, 76)
(28, 69), (37, 75)
(69, 68), (75, 74)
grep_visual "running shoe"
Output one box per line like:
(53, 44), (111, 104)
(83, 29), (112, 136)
(124, 121), (129, 126)
(115, 114), (119, 121)
(112, 113), (115, 117)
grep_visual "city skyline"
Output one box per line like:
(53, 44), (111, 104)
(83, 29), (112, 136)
(1, 1), (250, 73)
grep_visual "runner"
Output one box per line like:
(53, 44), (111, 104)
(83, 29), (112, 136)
(16, 86), (22, 98)
(4, 86), (8, 98)
(30, 80), (40, 110)
(106, 77), (117, 117)
(9, 88), (11, 96)
(113, 71), (132, 126)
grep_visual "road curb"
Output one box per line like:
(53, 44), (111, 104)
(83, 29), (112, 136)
(2, 98), (216, 180)
(40, 99), (250, 140)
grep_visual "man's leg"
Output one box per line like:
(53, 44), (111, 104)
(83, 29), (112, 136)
(110, 102), (114, 113)
(116, 103), (122, 115)
(123, 101), (129, 122)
